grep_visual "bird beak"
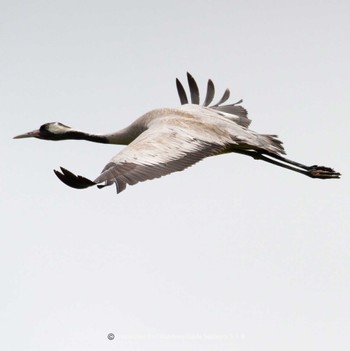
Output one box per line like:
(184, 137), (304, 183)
(13, 129), (40, 139)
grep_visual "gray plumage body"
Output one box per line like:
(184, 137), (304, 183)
(14, 73), (340, 193)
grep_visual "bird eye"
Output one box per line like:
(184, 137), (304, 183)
(39, 124), (49, 132)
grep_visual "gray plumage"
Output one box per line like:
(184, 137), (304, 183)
(14, 73), (340, 194)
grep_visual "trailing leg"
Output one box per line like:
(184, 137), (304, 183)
(234, 150), (341, 179)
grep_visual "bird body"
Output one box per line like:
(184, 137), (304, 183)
(14, 73), (340, 193)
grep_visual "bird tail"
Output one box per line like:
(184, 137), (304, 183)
(259, 134), (286, 155)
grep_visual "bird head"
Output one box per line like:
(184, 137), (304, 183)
(14, 122), (73, 141)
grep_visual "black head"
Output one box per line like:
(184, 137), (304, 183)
(14, 122), (72, 141)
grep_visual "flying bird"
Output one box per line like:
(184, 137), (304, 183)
(14, 73), (340, 193)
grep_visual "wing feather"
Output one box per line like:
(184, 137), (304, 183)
(212, 88), (230, 106)
(203, 79), (215, 106)
(177, 73), (251, 127)
(186, 72), (200, 104)
(176, 78), (188, 105)
(54, 74), (256, 193)
(94, 124), (225, 193)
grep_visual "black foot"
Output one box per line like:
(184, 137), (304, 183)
(308, 165), (341, 179)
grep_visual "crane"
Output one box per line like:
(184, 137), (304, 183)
(14, 73), (340, 193)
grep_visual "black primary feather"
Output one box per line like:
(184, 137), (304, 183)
(186, 72), (200, 104)
(212, 88), (230, 106)
(203, 79), (215, 106)
(54, 167), (96, 189)
(176, 78), (188, 105)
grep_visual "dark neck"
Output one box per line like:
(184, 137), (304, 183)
(64, 130), (109, 143)
(60, 123), (144, 145)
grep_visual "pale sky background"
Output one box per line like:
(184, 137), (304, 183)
(1, 1), (349, 350)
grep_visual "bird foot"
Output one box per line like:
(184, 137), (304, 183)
(308, 165), (341, 179)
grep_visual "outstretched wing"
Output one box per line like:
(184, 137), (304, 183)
(176, 72), (251, 127)
(54, 74), (253, 193)
(54, 119), (227, 193)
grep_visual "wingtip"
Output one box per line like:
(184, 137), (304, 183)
(186, 72), (200, 104)
(203, 79), (215, 106)
(53, 167), (96, 189)
(176, 77), (189, 105)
